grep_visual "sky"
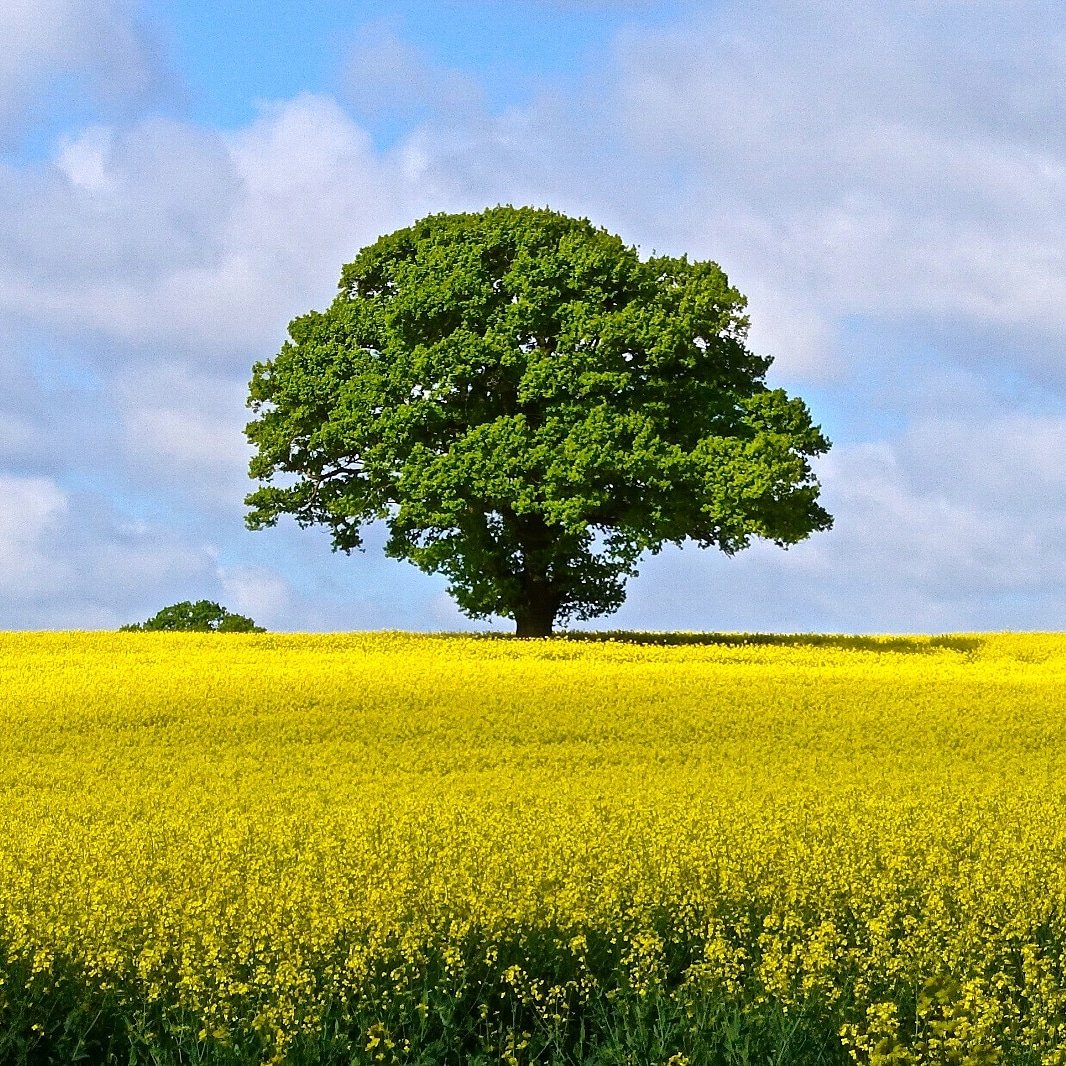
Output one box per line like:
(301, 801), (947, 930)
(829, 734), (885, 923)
(2, 0), (1066, 634)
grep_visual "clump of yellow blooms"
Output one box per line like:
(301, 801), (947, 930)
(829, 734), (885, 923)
(1, 631), (1066, 1063)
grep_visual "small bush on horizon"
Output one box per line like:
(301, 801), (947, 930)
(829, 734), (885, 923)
(120, 600), (265, 633)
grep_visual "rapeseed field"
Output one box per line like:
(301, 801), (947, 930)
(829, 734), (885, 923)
(1, 632), (1065, 1064)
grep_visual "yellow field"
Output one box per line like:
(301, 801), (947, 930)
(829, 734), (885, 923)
(2, 632), (1066, 1064)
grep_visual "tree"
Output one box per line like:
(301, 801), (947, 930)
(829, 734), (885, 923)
(121, 601), (265, 633)
(244, 206), (832, 637)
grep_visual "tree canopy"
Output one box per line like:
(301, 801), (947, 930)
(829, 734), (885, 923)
(244, 206), (832, 636)
(121, 601), (265, 633)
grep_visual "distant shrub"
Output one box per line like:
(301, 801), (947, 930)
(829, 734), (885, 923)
(120, 600), (265, 633)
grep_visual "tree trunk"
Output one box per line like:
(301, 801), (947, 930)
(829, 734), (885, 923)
(514, 593), (556, 637)
(511, 513), (559, 637)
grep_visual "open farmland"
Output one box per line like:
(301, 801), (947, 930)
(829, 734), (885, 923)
(2, 633), (1066, 1064)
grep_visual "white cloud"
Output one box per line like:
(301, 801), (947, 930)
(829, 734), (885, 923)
(219, 565), (293, 628)
(5, 2), (1066, 384)
(0, 474), (69, 597)
(0, 0), (162, 144)
(898, 413), (1066, 510)
(217, 94), (422, 347)
(609, 0), (1066, 379)
(0, 95), (438, 366)
(54, 125), (114, 192)
(0, 118), (238, 341)
(0, 474), (224, 628)
(427, 590), (506, 632)
(609, 410), (1066, 634)
(815, 440), (1066, 602)
(113, 362), (251, 507)
(342, 21), (484, 124)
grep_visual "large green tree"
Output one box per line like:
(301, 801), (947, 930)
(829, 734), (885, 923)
(245, 206), (832, 636)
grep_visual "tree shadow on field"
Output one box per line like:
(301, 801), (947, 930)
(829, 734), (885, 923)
(554, 631), (984, 656)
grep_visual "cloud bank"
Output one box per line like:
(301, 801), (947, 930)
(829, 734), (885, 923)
(2, 0), (1065, 632)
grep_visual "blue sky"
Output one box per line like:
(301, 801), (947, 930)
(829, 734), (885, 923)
(2, 0), (1066, 633)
